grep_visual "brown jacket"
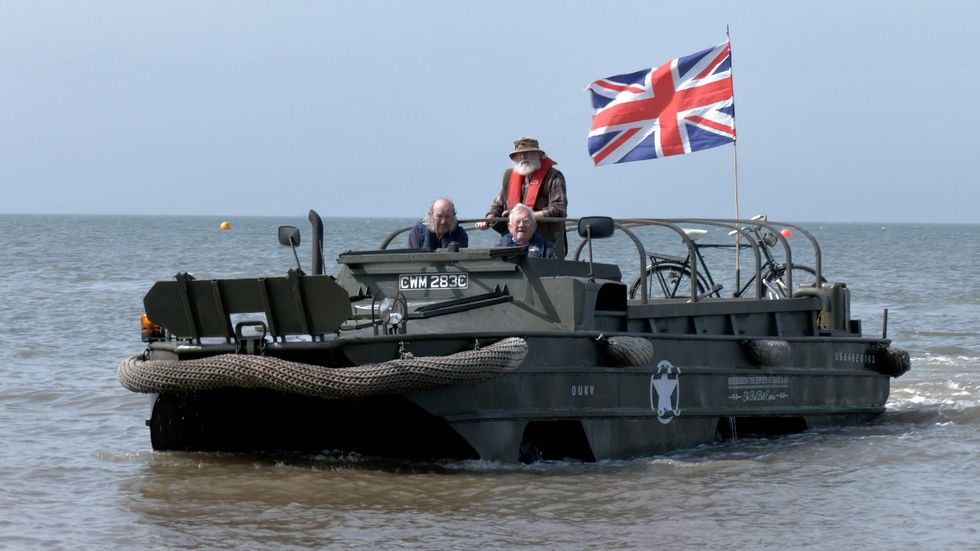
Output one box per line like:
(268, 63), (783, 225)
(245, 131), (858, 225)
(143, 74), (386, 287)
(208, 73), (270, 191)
(487, 167), (568, 255)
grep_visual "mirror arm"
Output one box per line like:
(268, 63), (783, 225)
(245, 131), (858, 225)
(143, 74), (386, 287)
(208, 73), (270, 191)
(289, 238), (304, 275)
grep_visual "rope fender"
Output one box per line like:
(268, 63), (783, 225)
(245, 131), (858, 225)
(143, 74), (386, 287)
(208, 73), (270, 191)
(118, 337), (528, 398)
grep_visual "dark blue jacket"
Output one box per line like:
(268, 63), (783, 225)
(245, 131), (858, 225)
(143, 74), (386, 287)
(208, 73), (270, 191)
(408, 223), (469, 251)
(498, 232), (556, 258)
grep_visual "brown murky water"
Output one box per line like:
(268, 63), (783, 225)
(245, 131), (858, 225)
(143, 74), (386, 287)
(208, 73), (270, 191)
(2, 215), (977, 549)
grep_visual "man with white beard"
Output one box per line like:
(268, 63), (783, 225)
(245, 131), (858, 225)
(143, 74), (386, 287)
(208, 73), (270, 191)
(475, 136), (568, 257)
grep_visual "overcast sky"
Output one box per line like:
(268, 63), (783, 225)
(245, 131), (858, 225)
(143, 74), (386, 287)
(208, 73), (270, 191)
(2, 1), (977, 223)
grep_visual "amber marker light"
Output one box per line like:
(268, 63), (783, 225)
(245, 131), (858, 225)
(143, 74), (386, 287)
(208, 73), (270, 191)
(141, 313), (163, 342)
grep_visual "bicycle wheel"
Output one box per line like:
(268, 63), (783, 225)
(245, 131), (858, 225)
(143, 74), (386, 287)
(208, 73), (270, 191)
(763, 264), (825, 298)
(629, 262), (708, 300)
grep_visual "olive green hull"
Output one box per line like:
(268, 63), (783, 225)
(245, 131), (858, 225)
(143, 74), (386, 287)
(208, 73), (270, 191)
(137, 225), (906, 463)
(146, 332), (892, 462)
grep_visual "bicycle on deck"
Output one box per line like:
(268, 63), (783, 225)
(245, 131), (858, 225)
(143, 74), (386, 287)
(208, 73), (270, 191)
(627, 215), (825, 301)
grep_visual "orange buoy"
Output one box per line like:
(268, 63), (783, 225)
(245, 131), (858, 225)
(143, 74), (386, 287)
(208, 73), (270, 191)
(220, 221), (231, 231)
(780, 228), (792, 238)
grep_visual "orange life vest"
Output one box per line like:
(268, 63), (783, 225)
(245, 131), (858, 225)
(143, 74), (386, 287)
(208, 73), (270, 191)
(506, 157), (556, 210)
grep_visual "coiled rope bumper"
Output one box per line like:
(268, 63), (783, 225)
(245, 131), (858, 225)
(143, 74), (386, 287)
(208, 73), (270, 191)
(118, 337), (528, 399)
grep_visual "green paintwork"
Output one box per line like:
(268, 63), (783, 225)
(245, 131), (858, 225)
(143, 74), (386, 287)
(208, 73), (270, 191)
(139, 218), (906, 462)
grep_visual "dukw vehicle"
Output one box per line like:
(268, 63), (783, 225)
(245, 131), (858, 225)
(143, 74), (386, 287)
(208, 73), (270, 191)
(119, 212), (909, 462)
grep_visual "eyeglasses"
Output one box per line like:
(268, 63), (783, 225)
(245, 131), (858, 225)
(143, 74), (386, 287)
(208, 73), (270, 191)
(512, 219), (532, 228)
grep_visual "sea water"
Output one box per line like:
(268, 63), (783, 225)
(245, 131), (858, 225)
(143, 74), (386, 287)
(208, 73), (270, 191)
(0, 214), (977, 549)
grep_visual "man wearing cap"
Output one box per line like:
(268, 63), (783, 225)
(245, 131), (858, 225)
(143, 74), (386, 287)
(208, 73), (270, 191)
(475, 137), (568, 257)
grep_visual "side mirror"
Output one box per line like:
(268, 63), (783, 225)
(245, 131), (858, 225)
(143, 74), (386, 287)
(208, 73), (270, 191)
(278, 225), (301, 247)
(577, 216), (615, 282)
(578, 216), (615, 239)
(278, 226), (304, 274)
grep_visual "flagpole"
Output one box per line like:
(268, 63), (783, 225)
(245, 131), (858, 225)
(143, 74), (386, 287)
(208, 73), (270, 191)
(728, 25), (741, 296)
(733, 137), (741, 295)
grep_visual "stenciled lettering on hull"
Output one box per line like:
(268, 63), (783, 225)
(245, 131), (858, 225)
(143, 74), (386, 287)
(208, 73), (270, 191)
(727, 375), (791, 402)
(834, 351), (876, 366)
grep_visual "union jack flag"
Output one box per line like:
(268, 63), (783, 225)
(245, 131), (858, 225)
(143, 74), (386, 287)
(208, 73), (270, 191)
(587, 41), (735, 166)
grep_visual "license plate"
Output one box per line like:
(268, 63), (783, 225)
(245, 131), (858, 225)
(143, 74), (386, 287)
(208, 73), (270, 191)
(398, 273), (468, 290)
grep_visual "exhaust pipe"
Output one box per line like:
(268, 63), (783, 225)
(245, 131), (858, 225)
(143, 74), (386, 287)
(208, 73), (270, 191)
(308, 210), (324, 275)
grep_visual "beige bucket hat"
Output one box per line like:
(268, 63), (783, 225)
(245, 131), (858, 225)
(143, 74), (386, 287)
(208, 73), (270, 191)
(509, 136), (545, 158)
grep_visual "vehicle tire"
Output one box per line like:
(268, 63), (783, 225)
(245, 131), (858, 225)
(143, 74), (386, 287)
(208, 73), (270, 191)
(629, 262), (708, 300)
(763, 264), (825, 298)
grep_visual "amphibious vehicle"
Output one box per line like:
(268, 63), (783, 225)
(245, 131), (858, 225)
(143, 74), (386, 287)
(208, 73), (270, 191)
(119, 212), (909, 462)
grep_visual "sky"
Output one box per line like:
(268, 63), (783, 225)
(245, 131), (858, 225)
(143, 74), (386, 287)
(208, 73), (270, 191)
(1, 1), (977, 223)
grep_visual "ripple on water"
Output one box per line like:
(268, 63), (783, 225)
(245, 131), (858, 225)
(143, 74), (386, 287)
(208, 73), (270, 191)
(1, 216), (979, 549)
